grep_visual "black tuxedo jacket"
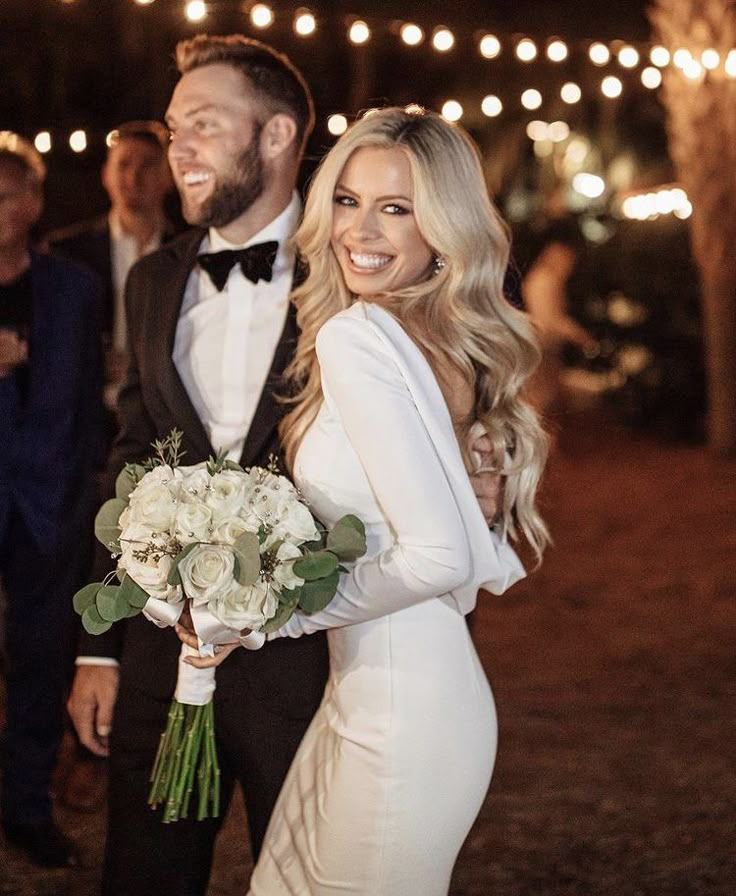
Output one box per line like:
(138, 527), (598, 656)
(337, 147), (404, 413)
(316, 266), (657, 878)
(78, 229), (327, 712)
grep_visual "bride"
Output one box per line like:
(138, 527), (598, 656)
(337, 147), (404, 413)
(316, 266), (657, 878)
(181, 105), (548, 894)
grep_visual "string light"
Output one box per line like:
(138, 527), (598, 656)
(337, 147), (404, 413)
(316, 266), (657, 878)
(400, 23), (424, 47)
(548, 120), (570, 142)
(526, 120), (547, 141)
(621, 187), (691, 220)
(184, 1), (206, 23)
(515, 38), (537, 62)
(726, 50), (736, 77)
(589, 42), (610, 65)
(34, 131), (52, 153)
(641, 66), (662, 89)
(105, 131), (116, 148)
(294, 9), (316, 36)
(617, 46), (640, 68)
(432, 27), (455, 52)
(701, 49), (720, 70)
(521, 88), (542, 110)
(481, 95), (503, 117)
(546, 40), (568, 62)
(601, 75), (623, 98)
(672, 48), (693, 70)
(560, 82), (581, 103)
(573, 172), (605, 198)
(441, 100), (463, 121)
(69, 130), (87, 153)
(133, 0), (156, 5)
(682, 58), (703, 80)
(479, 34), (501, 59)
(650, 46), (670, 67)
(327, 114), (348, 136)
(348, 20), (370, 45)
(249, 4), (274, 29)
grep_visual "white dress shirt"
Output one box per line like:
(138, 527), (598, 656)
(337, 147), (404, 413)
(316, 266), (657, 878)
(109, 211), (163, 352)
(172, 192), (301, 460)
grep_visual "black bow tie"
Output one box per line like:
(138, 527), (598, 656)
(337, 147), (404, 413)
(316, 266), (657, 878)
(197, 240), (279, 291)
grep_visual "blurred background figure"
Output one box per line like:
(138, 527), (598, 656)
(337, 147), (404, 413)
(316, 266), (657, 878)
(49, 120), (175, 417)
(522, 215), (598, 425)
(0, 131), (104, 867)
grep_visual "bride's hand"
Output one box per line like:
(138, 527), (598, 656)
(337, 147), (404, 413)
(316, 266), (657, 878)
(174, 605), (253, 668)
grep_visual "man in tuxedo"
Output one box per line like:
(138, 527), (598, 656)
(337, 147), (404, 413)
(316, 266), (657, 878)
(49, 120), (175, 416)
(66, 36), (330, 896)
(0, 133), (104, 866)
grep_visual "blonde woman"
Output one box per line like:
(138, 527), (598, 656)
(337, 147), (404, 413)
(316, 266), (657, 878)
(185, 106), (548, 894)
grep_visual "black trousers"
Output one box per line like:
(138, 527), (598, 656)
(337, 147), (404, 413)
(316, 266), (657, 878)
(102, 635), (328, 896)
(0, 507), (84, 827)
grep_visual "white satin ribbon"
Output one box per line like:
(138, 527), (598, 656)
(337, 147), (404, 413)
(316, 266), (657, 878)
(174, 643), (216, 706)
(142, 595), (185, 628)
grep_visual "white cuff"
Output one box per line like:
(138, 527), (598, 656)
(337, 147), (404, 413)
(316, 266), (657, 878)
(75, 656), (120, 668)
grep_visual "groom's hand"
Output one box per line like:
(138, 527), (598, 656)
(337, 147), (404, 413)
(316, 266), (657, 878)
(67, 665), (120, 757)
(470, 433), (503, 525)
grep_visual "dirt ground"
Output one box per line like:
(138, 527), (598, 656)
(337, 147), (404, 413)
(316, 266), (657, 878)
(1, 403), (734, 895)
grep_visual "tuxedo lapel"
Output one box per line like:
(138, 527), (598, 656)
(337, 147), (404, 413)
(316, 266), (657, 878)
(239, 298), (298, 468)
(149, 230), (213, 461)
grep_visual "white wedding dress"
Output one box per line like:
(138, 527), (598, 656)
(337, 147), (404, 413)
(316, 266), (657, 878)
(248, 301), (525, 895)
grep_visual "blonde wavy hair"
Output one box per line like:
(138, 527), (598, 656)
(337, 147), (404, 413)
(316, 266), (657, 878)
(281, 106), (549, 560)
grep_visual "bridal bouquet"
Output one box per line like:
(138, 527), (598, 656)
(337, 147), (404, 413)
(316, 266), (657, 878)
(74, 430), (366, 823)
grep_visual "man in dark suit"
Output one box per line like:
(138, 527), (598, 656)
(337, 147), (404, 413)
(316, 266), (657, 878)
(49, 120), (175, 417)
(0, 133), (104, 866)
(66, 37), (330, 896)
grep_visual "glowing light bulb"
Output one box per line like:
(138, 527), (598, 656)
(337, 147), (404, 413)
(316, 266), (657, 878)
(441, 100), (463, 122)
(526, 120), (548, 141)
(294, 9), (316, 36)
(641, 66), (662, 89)
(650, 46), (670, 67)
(34, 131), (52, 153)
(546, 40), (568, 62)
(701, 49), (719, 70)
(573, 173), (605, 199)
(250, 4), (274, 28)
(349, 20), (370, 44)
(185, 1), (206, 23)
(548, 121), (570, 142)
(589, 42), (611, 65)
(432, 28), (454, 52)
(601, 75), (623, 98)
(521, 88), (542, 110)
(327, 114), (348, 136)
(481, 95), (502, 117)
(479, 34), (501, 59)
(560, 82), (581, 104)
(516, 38), (537, 62)
(683, 58), (703, 79)
(726, 50), (736, 77)
(618, 46), (640, 68)
(69, 129), (87, 153)
(672, 48), (693, 70)
(400, 23), (424, 46)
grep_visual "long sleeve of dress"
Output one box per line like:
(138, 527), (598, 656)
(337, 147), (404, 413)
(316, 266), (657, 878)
(272, 310), (475, 640)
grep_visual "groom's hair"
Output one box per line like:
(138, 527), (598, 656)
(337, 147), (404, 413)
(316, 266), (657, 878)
(175, 34), (315, 155)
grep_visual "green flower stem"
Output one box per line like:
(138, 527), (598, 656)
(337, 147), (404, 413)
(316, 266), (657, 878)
(147, 698), (220, 823)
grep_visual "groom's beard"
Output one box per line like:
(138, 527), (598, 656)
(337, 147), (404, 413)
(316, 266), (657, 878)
(192, 125), (265, 229)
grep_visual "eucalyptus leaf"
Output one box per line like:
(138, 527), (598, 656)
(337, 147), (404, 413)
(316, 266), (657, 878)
(82, 604), (113, 636)
(124, 604), (143, 618)
(233, 532), (261, 586)
(73, 583), (103, 616)
(260, 588), (300, 634)
(167, 542), (199, 586)
(298, 570), (340, 614)
(96, 586), (130, 623)
(326, 515), (367, 562)
(115, 464), (146, 501)
(94, 498), (127, 552)
(293, 550), (338, 581)
(119, 574), (151, 609)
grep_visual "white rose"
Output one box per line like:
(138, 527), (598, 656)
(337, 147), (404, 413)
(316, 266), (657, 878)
(269, 497), (320, 547)
(212, 516), (256, 545)
(209, 579), (278, 631)
(204, 471), (248, 526)
(118, 521), (175, 597)
(127, 465), (182, 527)
(177, 467), (211, 503)
(179, 544), (236, 607)
(173, 502), (213, 545)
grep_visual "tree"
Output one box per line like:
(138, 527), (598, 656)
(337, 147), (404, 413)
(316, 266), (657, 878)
(649, 0), (736, 455)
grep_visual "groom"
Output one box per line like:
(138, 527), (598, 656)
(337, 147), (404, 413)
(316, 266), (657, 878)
(68, 33), (501, 896)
